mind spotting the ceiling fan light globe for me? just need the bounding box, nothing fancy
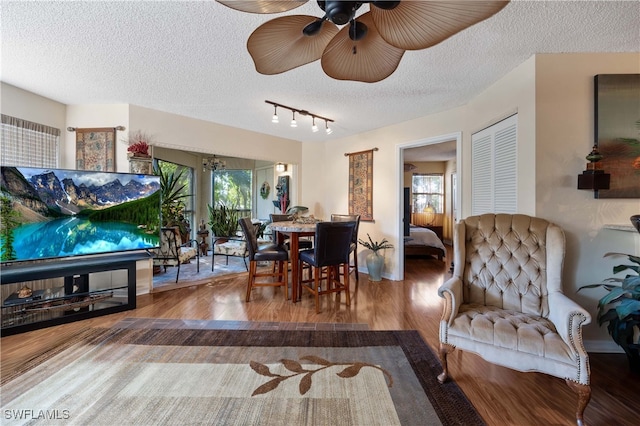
[303,19,324,37]
[349,20,368,41]
[371,1,400,11]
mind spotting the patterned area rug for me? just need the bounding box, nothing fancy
[1,326,484,425]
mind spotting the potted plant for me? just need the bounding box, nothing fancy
[124,130,152,158]
[358,233,394,282]
[207,202,240,239]
[155,165,191,240]
[578,252,640,374]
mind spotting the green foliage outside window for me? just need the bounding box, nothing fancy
[213,169,252,210]
[412,173,444,213]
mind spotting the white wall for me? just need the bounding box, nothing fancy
[534,53,640,348]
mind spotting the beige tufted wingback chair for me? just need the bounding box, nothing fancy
[438,214,592,426]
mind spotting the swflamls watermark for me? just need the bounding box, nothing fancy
[4,409,70,421]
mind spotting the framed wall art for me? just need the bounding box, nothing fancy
[75,127,116,171]
[347,148,377,222]
[594,74,640,198]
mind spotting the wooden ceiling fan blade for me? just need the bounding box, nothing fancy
[321,12,404,83]
[216,0,307,14]
[370,1,510,50]
[248,15,339,75]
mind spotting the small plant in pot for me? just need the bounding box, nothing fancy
[578,252,640,374]
[358,233,393,282]
[207,202,240,239]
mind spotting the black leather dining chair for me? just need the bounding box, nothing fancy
[330,214,360,280]
[298,221,356,313]
[238,217,289,302]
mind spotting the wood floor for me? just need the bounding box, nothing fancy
[1,251,638,426]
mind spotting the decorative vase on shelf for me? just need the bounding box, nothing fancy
[366,252,384,282]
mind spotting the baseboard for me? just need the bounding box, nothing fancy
[584,339,624,353]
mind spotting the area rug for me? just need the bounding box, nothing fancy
[152,251,249,289]
[1,328,484,426]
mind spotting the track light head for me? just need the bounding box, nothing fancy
[290,111,297,127]
[271,105,279,123]
[325,120,333,135]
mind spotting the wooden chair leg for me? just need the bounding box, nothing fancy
[353,250,359,280]
[344,263,350,306]
[282,260,288,300]
[246,261,256,302]
[437,343,455,383]
[314,266,321,314]
[565,380,591,426]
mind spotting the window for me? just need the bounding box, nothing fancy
[1,114,59,168]
[212,169,252,217]
[411,173,444,213]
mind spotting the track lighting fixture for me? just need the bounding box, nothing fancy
[266,100,334,135]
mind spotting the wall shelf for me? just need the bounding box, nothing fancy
[603,224,637,233]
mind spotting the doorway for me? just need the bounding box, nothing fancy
[396,132,461,280]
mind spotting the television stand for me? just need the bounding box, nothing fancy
[1,252,150,336]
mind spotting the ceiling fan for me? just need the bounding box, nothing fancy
[217,1,510,83]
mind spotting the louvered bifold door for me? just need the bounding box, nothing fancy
[471,114,517,215]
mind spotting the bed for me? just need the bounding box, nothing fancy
[404,225,446,261]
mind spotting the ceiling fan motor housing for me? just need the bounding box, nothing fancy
[318,1,363,25]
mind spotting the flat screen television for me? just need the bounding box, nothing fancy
[0,166,161,264]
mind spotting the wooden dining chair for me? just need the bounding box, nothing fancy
[298,221,356,313]
[330,214,360,279]
[238,217,289,302]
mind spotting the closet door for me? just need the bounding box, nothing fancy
[471,114,517,215]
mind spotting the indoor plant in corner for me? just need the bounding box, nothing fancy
[358,233,393,282]
[578,252,640,374]
[155,165,191,241]
[207,202,240,240]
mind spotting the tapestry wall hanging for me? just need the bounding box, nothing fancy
[594,74,640,198]
[75,127,116,172]
[347,148,377,222]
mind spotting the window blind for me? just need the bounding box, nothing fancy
[1,114,59,168]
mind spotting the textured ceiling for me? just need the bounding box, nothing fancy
[2,1,639,146]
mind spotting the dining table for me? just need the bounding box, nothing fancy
[269,220,319,302]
